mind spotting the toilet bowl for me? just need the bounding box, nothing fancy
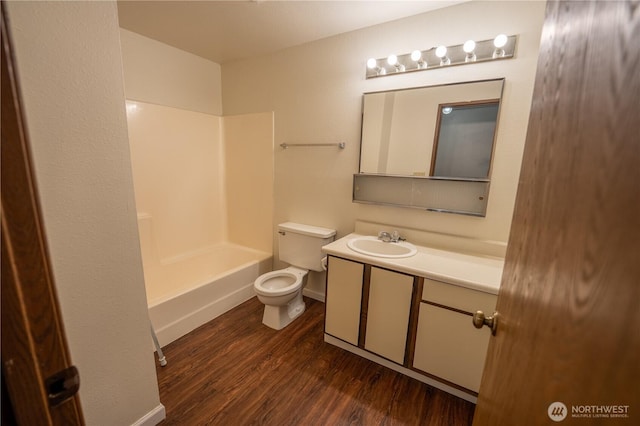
[254,222,336,330]
[254,266,308,330]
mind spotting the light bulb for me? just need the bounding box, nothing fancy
[493,34,508,59]
[410,50,427,69]
[366,58,386,76]
[463,39,476,62]
[494,34,508,48]
[442,106,453,115]
[463,40,476,53]
[435,45,450,66]
[387,54,405,72]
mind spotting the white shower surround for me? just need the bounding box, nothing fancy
[126,100,275,347]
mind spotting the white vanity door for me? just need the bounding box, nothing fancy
[364,267,414,364]
[413,303,492,392]
[413,281,497,392]
[325,256,364,345]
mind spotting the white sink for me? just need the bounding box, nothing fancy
[347,236,417,259]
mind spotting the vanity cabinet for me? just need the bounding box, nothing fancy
[412,279,497,392]
[325,257,416,364]
[324,253,498,399]
[364,267,414,364]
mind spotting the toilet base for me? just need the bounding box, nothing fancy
[261,291,306,330]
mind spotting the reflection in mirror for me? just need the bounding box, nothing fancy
[359,79,504,177]
[355,79,504,216]
[431,100,500,178]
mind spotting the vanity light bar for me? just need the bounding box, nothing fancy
[366,34,517,79]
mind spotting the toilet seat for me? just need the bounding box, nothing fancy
[254,267,307,297]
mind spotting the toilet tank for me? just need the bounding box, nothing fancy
[278,222,336,272]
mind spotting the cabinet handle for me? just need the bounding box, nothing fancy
[472,310,499,335]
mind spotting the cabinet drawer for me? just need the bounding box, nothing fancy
[413,302,491,392]
[422,279,497,314]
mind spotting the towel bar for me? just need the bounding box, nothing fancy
[280,142,345,149]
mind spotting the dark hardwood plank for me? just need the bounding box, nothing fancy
[156,297,474,425]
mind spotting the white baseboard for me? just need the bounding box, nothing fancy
[303,287,325,302]
[131,404,165,426]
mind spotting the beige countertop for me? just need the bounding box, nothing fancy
[322,233,504,295]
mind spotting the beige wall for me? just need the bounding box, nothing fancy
[5,2,163,425]
[224,113,275,253]
[120,28,223,115]
[127,101,226,260]
[222,1,546,295]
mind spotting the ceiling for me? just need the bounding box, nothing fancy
[117,0,464,64]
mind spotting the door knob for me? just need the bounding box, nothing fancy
[473,310,498,335]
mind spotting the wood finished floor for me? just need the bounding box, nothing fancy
[155,297,475,425]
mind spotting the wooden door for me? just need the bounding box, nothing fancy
[1,4,84,424]
[474,1,640,424]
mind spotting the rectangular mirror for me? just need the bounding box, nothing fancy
[359,79,504,177]
[355,78,504,216]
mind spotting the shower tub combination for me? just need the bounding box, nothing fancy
[138,214,272,347]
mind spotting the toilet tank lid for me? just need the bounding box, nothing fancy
[278,222,336,238]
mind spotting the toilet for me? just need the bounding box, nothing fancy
[254,222,336,330]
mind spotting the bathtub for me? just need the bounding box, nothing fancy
[138,214,272,346]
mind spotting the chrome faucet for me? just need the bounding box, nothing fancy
[378,231,392,242]
[378,230,405,243]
